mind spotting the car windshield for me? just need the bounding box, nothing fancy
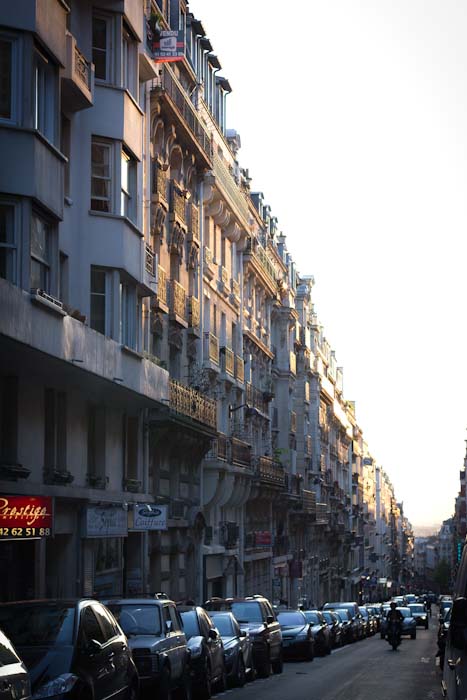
[180,611,200,639]
[277,612,305,626]
[0,603,75,647]
[409,605,425,613]
[211,615,234,636]
[303,612,320,624]
[230,602,263,623]
[398,608,411,618]
[106,604,162,636]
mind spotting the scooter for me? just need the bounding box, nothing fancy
[386,621,401,651]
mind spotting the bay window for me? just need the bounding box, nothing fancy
[34,46,57,144]
[120,148,136,221]
[91,139,112,212]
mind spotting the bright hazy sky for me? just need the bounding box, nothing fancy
[191,0,467,530]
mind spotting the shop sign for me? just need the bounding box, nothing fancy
[84,506,128,538]
[131,504,167,531]
[254,531,272,546]
[150,29,185,63]
[0,496,53,537]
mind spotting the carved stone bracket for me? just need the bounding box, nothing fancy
[168,221,185,258]
[168,324,183,350]
[151,204,167,239]
[151,311,165,337]
[187,241,199,270]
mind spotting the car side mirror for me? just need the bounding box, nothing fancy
[208,628,218,640]
[85,639,102,655]
[266,615,274,625]
[165,620,173,634]
[239,630,247,638]
[450,598,467,650]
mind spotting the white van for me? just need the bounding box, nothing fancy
[442,548,467,698]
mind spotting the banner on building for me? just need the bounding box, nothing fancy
[131,504,168,531]
[150,29,185,63]
[254,531,272,546]
[0,495,53,537]
[84,505,128,538]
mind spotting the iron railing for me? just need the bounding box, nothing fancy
[169,379,217,429]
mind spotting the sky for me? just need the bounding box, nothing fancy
[190,0,467,531]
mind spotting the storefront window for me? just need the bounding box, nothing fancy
[94,538,122,596]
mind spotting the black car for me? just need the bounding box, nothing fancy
[0,628,31,700]
[321,611,342,648]
[103,597,190,700]
[365,605,383,631]
[178,605,225,699]
[205,597,283,678]
[0,600,138,700]
[322,601,363,640]
[301,610,332,655]
[333,609,356,644]
[208,611,254,687]
[437,606,451,671]
[276,610,314,661]
[407,603,429,629]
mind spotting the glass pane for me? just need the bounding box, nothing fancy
[31,216,49,261]
[0,204,14,243]
[91,198,110,213]
[91,268,106,295]
[92,144,110,177]
[92,18,107,80]
[121,151,129,191]
[30,258,48,291]
[91,178,110,198]
[91,294,106,333]
[0,248,14,282]
[0,40,12,119]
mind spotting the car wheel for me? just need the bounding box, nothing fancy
[236,657,246,687]
[257,650,271,678]
[271,651,283,675]
[198,660,212,700]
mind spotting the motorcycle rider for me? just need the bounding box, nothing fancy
[386,601,404,644]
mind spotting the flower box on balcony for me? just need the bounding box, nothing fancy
[43,468,74,485]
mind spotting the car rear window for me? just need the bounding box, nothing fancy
[277,612,306,626]
[230,602,263,623]
[107,604,162,636]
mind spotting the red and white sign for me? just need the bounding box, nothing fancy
[0,496,53,537]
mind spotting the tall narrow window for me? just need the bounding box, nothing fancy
[121,148,136,221]
[122,25,137,97]
[34,47,57,144]
[120,283,137,348]
[0,39,12,120]
[92,16,108,81]
[90,267,107,334]
[0,203,16,283]
[91,139,112,212]
[30,213,51,292]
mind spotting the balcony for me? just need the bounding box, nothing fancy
[207,433,228,461]
[168,280,187,324]
[245,239,277,290]
[188,296,200,332]
[256,456,285,486]
[152,163,168,203]
[145,243,155,276]
[245,382,268,415]
[188,202,199,243]
[231,437,252,468]
[151,265,168,311]
[315,503,330,525]
[209,151,250,231]
[204,332,219,365]
[62,32,93,112]
[169,379,217,429]
[289,352,297,375]
[170,182,186,225]
[245,530,272,549]
[222,347,235,376]
[235,355,244,383]
[152,65,212,169]
[302,489,316,514]
[290,411,297,434]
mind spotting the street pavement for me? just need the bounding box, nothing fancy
[212,615,442,700]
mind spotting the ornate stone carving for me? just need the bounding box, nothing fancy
[151,204,167,238]
[168,324,183,350]
[168,221,185,258]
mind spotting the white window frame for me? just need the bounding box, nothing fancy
[121,22,137,97]
[0,32,20,125]
[30,211,52,294]
[34,45,58,145]
[120,147,137,222]
[91,138,113,213]
[92,13,114,84]
[90,266,112,336]
[0,197,19,284]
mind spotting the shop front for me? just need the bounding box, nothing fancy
[82,504,128,597]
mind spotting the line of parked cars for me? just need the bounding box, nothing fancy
[0,593,427,700]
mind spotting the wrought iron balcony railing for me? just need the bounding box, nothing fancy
[188,296,200,330]
[235,355,244,383]
[222,347,234,376]
[169,379,217,429]
[157,266,167,305]
[145,243,155,276]
[245,382,268,414]
[255,455,285,486]
[204,332,219,364]
[231,437,251,467]
[168,280,187,321]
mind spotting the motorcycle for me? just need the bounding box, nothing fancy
[386,620,401,651]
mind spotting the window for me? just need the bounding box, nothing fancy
[0,203,16,283]
[122,25,137,96]
[91,139,112,212]
[120,282,139,349]
[90,267,110,335]
[34,46,57,143]
[44,389,67,471]
[80,607,105,645]
[0,38,13,121]
[92,16,110,82]
[121,148,136,221]
[61,115,71,198]
[31,213,51,293]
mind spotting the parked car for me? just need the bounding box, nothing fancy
[358,607,374,636]
[0,628,31,700]
[276,610,314,661]
[0,599,138,700]
[204,597,283,678]
[437,606,451,671]
[322,601,363,640]
[407,603,429,629]
[178,605,226,699]
[333,609,356,644]
[404,594,417,605]
[103,597,190,700]
[321,610,342,648]
[440,599,453,619]
[380,606,417,639]
[301,610,331,655]
[208,611,254,687]
[365,605,383,631]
